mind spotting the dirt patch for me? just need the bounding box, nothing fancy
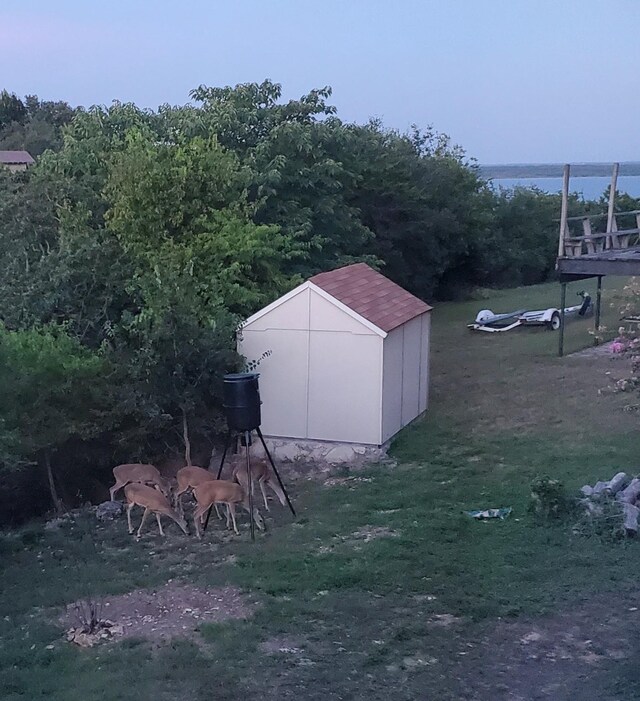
[60,582,257,643]
[349,525,399,542]
[259,635,309,655]
[316,525,399,554]
[427,613,462,628]
[463,593,640,700]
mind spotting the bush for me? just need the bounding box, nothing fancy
[529,476,576,522]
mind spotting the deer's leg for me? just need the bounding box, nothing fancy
[193,505,207,538]
[228,503,239,535]
[126,503,135,534]
[136,507,150,539]
[155,512,164,536]
[174,489,187,518]
[259,478,270,511]
[215,503,222,520]
[267,479,287,507]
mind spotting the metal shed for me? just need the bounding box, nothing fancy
[238,263,432,448]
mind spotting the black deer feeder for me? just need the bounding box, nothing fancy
[204,373,295,540]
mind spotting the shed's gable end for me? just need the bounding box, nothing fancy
[240,281,387,337]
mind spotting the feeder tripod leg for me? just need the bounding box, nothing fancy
[256,427,296,517]
[245,430,255,542]
[204,430,235,533]
[216,429,234,479]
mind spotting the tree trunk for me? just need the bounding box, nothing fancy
[41,450,63,513]
[181,407,192,466]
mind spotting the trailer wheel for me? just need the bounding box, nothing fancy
[549,312,561,330]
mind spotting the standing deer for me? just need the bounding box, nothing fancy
[192,480,264,537]
[174,465,222,520]
[109,463,170,501]
[123,483,188,540]
[231,459,286,512]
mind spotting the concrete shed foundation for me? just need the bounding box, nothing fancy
[255,437,389,465]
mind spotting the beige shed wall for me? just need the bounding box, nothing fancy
[239,328,309,438]
[307,330,382,444]
[241,286,310,331]
[307,289,381,444]
[380,311,431,443]
[381,327,403,443]
[401,316,422,425]
[419,313,431,413]
[239,285,383,444]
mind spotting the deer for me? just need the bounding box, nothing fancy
[174,465,223,520]
[213,440,286,513]
[123,483,189,540]
[192,480,265,537]
[230,458,286,512]
[109,463,171,502]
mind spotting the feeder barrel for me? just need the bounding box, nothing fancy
[223,373,261,431]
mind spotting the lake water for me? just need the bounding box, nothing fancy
[488,175,640,200]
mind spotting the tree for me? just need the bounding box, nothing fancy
[191,80,377,277]
[103,127,299,457]
[0,92,76,154]
[0,325,114,511]
[0,90,26,129]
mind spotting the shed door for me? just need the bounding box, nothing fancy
[307,331,381,444]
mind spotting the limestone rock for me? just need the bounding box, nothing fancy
[95,501,124,521]
[623,503,640,532]
[324,445,357,464]
[617,478,640,504]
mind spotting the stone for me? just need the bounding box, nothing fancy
[617,478,640,504]
[324,445,357,464]
[45,517,68,530]
[95,501,124,521]
[607,472,628,495]
[592,481,610,495]
[274,443,302,462]
[623,503,640,532]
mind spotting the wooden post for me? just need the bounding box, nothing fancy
[558,283,567,357]
[557,164,570,259]
[606,163,619,248]
[594,276,603,346]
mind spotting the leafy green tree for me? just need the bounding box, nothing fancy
[0,325,114,511]
[0,90,26,129]
[0,92,76,154]
[191,80,376,277]
[105,128,300,316]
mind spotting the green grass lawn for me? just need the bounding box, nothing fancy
[2,278,639,701]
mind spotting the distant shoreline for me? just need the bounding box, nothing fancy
[479,162,640,178]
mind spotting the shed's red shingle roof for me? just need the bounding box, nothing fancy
[0,150,35,165]
[309,263,432,333]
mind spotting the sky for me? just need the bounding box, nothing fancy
[1,0,639,164]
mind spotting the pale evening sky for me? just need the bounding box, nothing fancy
[1,0,638,164]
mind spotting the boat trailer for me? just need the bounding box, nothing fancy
[468,291,592,333]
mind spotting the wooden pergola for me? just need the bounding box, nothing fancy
[556,163,640,356]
